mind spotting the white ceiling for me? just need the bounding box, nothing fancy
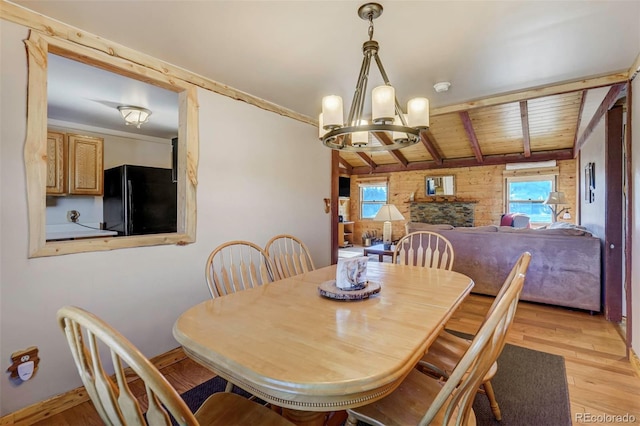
[48,53,179,139]
[13,0,640,126]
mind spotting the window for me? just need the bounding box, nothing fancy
[360,183,388,219]
[506,176,555,223]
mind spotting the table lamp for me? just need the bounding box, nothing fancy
[543,192,569,222]
[374,204,405,249]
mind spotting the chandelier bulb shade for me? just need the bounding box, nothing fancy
[319,3,429,152]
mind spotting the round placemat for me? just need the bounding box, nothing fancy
[318,280,381,301]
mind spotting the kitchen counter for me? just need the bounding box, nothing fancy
[46,223,118,241]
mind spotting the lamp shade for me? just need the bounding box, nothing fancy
[374,204,405,222]
[322,95,343,127]
[372,85,395,122]
[543,192,568,205]
[407,97,430,128]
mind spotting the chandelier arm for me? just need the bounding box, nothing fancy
[355,52,373,125]
[347,52,373,126]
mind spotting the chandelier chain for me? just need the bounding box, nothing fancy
[368,14,374,40]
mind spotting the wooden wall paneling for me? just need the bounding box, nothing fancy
[391,144,425,164]
[349,159,577,243]
[467,103,523,156]
[428,114,474,159]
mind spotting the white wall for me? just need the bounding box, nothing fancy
[579,120,606,239]
[632,75,640,360]
[0,20,330,414]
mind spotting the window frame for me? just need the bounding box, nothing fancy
[359,182,389,220]
[504,174,556,224]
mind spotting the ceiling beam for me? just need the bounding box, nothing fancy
[573,83,625,157]
[419,130,443,165]
[357,152,377,169]
[571,90,587,154]
[350,149,573,175]
[629,52,640,80]
[519,101,531,157]
[372,132,408,167]
[337,156,353,174]
[459,112,484,163]
[431,73,628,117]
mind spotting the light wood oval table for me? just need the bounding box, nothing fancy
[174,262,474,425]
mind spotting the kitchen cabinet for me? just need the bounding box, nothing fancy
[46,131,104,196]
[46,131,67,195]
[338,221,354,248]
[68,134,104,195]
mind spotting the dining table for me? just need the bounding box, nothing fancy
[173,262,474,425]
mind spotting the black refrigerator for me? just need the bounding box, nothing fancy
[103,165,177,236]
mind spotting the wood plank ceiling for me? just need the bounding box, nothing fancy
[339,84,626,175]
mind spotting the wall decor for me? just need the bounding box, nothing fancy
[425,175,455,196]
[585,162,595,203]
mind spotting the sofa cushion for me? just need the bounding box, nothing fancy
[453,225,498,232]
[496,225,592,237]
[405,222,454,233]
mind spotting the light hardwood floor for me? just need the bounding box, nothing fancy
[30,294,640,425]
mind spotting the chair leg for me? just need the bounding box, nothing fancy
[224,381,234,392]
[345,414,359,426]
[483,380,502,421]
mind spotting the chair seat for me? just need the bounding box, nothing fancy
[195,392,293,425]
[421,330,497,381]
[347,369,477,426]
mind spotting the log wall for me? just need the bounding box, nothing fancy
[349,159,577,245]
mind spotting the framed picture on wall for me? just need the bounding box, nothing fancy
[585,162,595,203]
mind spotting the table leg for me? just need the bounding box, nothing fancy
[280,408,334,426]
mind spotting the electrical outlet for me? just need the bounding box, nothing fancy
[67,210,80,223]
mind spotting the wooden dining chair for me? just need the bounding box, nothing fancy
[418,251,532,421]
[205,240,277,298]
[393,231,455,270]
[345,269,526,426]
[57,306,294,426]
[264,234,315,279]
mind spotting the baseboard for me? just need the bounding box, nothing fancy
[0,347,187,425]
[630,347,640,379]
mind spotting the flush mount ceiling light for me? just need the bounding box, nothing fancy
[319,3,429,152]
[117,106,152,128]
[433,82,451,93]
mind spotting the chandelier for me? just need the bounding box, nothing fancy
[319,3,429,152]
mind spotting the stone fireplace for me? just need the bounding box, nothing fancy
[409,201,476,227]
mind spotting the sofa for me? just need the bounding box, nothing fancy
[405,222,602,312]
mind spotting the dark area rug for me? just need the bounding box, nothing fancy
[180,334,571,426]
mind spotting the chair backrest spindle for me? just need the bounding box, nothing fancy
[205,241,277,298]
[394,231,455,270]
[265,234,316,279]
